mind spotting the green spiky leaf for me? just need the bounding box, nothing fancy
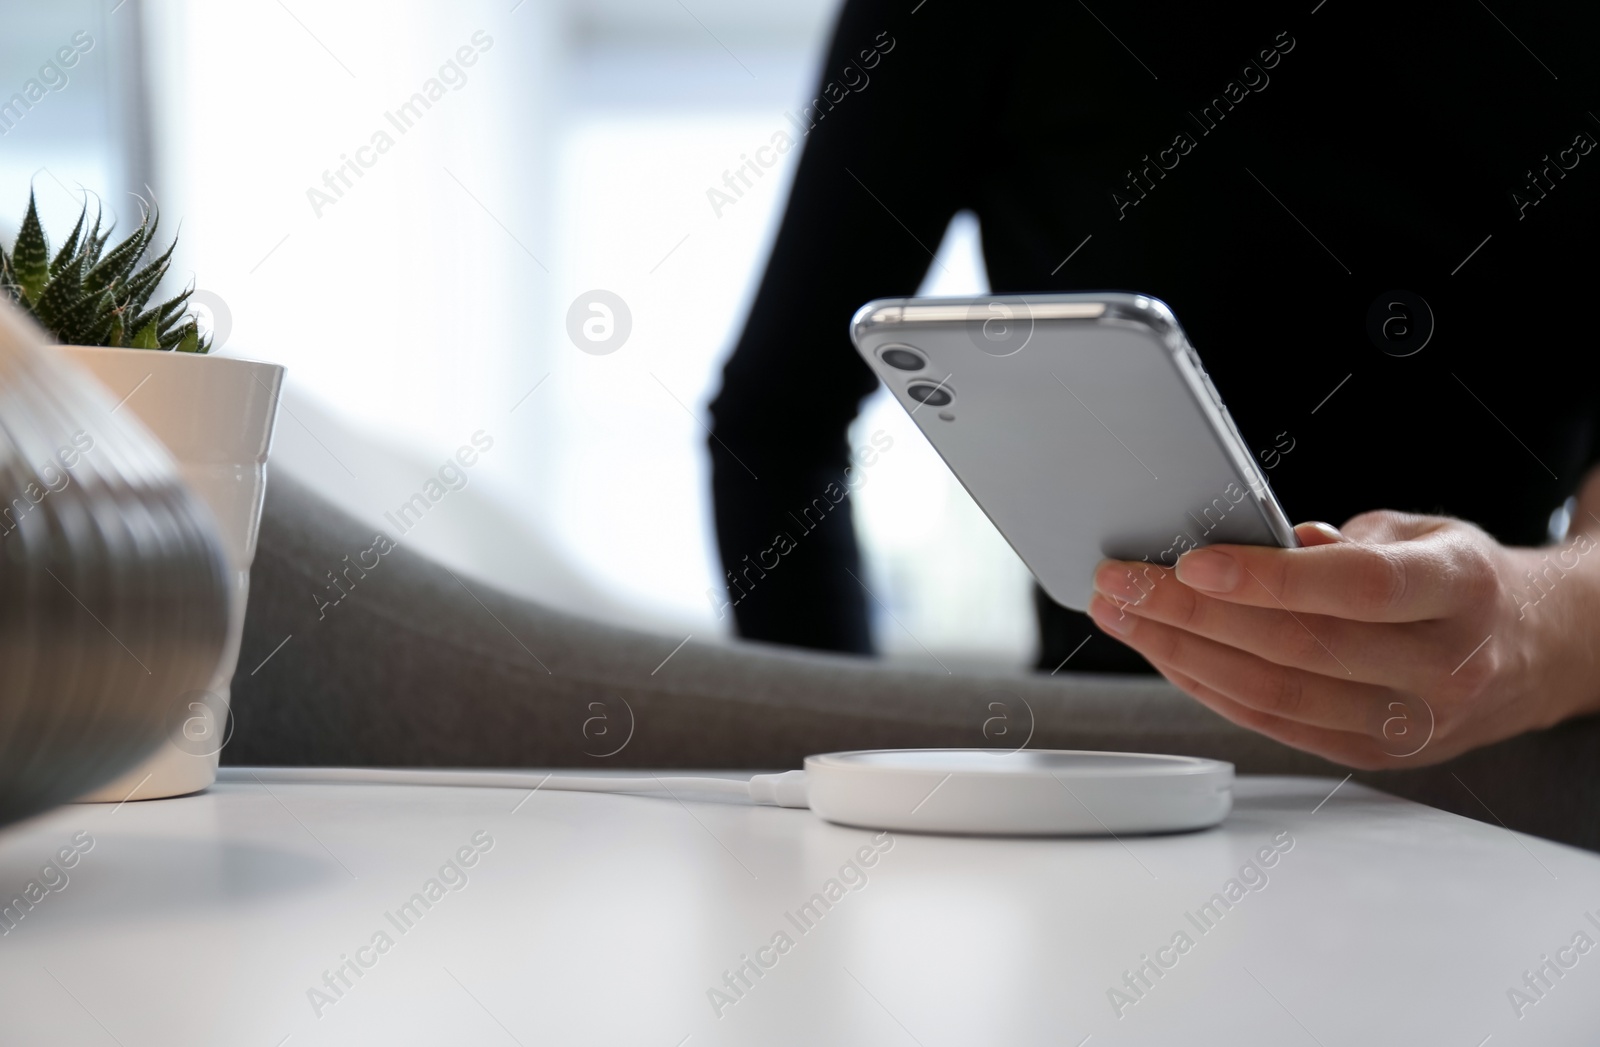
[130,318,161,349]
[161,318,197,352]
[58,283,114,346]
[175,322,202,354]
[126,286,192,341]
[83,213,152,299]
[120,237,177,317]
[50,204,88,276]
[30,252,86,336]
[11,191,50,304]
[83,206,108,265]
[0,243,17,304]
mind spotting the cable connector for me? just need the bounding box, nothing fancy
[746,770,810,808]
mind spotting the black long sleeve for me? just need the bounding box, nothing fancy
[710,0,1600,668]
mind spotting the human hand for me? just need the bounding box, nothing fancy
[1086,511,1600,768]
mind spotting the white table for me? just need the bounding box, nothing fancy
[1,772,1597,1046]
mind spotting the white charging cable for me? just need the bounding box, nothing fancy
[218,766,812,808]
[218,751,1238,836]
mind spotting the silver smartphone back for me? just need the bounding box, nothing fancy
[850,293,1297,611]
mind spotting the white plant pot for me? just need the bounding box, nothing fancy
[54,346,284,801]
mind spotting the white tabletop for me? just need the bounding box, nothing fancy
[1,772,1597,1046]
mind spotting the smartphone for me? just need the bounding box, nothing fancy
[850,293,1297,611]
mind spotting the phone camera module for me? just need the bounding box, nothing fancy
[907,381,953,407]
[880,346,926,371]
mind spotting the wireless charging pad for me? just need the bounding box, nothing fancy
[804,749,1233,836]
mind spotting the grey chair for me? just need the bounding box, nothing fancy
[231,471,1600,852]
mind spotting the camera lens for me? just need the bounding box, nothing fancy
[907,382,953,407]
[880,347,926,371]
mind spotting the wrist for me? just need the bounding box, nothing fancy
[1501,541,1600,726]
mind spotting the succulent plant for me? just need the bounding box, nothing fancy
[0,190,209,353]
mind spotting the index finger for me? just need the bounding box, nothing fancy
[1169,528,1483,622]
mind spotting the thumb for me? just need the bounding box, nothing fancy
[1294,521,1347,547]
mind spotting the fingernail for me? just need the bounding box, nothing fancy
[1093,560,1145,603]
[1306,521,1345,542]
[1089,595,1135,636]
[1175,548,1239,593]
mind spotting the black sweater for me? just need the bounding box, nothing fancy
[708,0,1600,670]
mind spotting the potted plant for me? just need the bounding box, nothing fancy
[2,190,284,801]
